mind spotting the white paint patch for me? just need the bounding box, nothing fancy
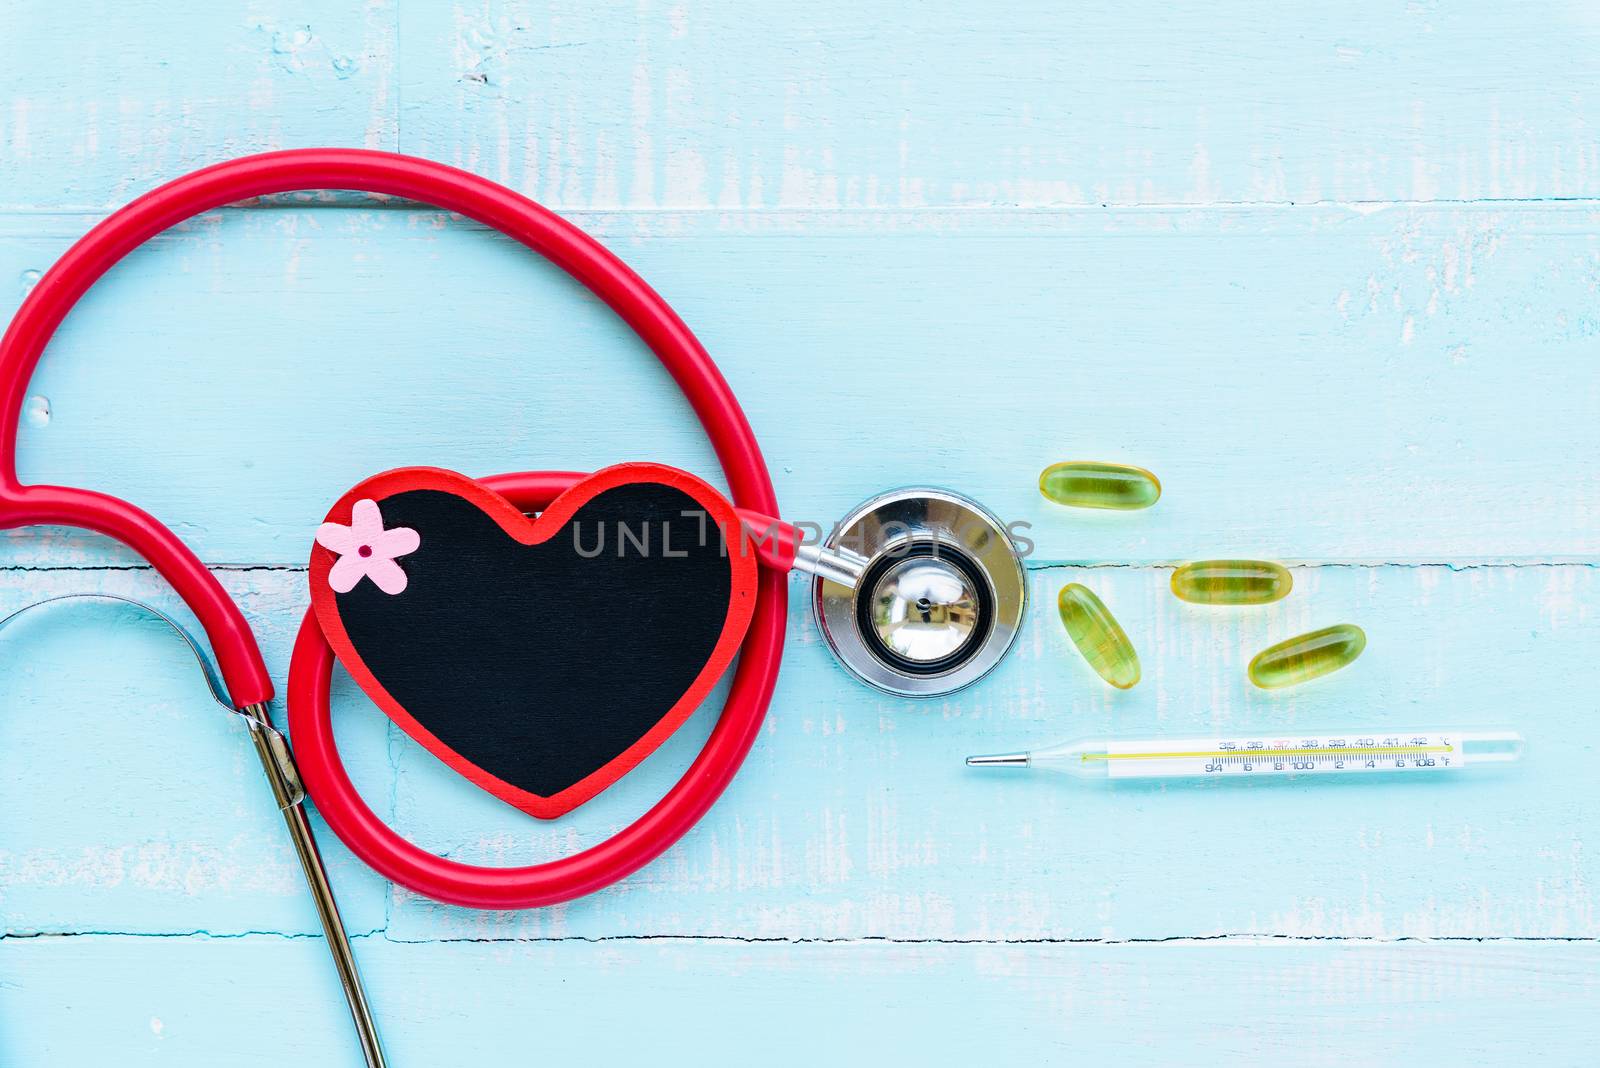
[664,146,708,208]
[10,98,31,158]
[630,57,656,207]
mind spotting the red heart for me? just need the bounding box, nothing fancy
[309,463,758,819]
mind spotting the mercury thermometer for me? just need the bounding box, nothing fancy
[967,729,1523,780]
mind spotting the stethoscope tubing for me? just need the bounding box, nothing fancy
[0,148,787,706]
[0,150,790,906]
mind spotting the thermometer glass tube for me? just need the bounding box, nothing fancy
[968,730,1524,780]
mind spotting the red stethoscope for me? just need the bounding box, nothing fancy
[0,149,1026,1065]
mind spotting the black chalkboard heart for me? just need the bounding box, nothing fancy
[308,463,758,819]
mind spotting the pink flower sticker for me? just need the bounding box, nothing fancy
[316,499,420,595]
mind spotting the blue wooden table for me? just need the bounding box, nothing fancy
[2,3,1597,1064]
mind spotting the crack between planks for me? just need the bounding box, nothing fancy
[2,560,1597,577]
[7,196,1600,216]
[3,930,1595,946]
[1026,559,1600,572]
[373,932,1600,947]
[1,927,387,942]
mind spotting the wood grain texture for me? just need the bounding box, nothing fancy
[2,3,1596,1064]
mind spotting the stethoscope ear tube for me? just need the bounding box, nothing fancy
[0,594,236,709]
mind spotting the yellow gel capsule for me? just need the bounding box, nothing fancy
[1171,560,1292,605]
[1039,462,1161,510]
[1248,624,1366,689]
[1056,583,1141,689]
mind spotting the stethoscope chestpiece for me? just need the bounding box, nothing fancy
[813,488,1026,697]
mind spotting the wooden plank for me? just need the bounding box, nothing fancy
[2,204,1596,566]
[2,935,1595,1065]
[9,3,1600,208]
[5,562,1594,941]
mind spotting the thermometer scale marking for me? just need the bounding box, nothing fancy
[1096,733,1464,779]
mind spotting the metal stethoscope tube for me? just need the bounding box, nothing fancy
[240,701,387,1068]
